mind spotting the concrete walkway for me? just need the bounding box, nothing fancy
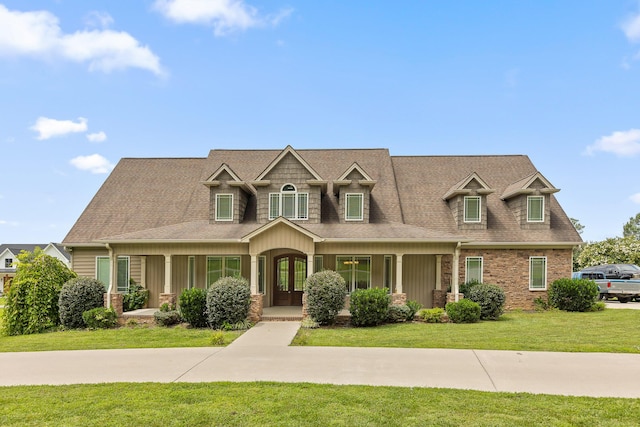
[1,321,639,398]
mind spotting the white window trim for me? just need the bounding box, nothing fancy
[215,193,234,222]
[529,256,547,290]
[206,255,242,287]
[345,193,364,221]
[314,255,324,273]
[463,196,481,223]
[527,196,545,223]
[465,256,483,283]
[116,256,130,293]
[96,256,130,292]
[336,255,371,293]
[268,185,309,220]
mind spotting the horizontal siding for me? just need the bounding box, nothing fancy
[71,248,108,277]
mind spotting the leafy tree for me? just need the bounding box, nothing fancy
[623,213,640,239]
[3,248,77,335]
[570,218,585,272]
[570,218,584,235]
[576,237,640,270]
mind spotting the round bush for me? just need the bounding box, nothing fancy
[154,310,182,327]
[349,288,390,327]
[206,276,251,329]
[459,280,480,298]
[305,270,347,325]
[179,287,208,328]
[445,298,481,323]
[386,304,411,323]
[467,283,506,320]
[82,307,117,329]
[548,278,598,312]
[59,277,106,328]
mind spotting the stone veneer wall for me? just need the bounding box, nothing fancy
[249,294,263,323]
[445,248,572,310]
[104,293,123,315]
[159,293,177,308]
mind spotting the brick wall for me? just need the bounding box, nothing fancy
[446,248,572,310]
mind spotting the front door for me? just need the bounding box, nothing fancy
[273,254,306,306]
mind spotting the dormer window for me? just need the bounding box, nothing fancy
[345,193,364,221]
[215,194,233,221]
[463,196,481,223]
[527,196,544,222]
[269,184,308,220]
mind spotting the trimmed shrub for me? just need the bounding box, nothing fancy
[123,281,149,312]
[467,283,506,320]
[3,249,77,335]
[386,304,411,323]
[445,298,481,323]
[419,307,448,323]
[459,280,480,298]
[548,278,598,312]
[221,320,253,331]
[58,277,105,329]
[179,287,208,328]
[406,300,423,321]
[206,276,251,329]
[350,288,390,327]
[305,270,347,325]
[154,310,182,326]
[82,307,117,329]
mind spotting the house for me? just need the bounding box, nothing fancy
[0,243,71,294]
[62,146,582,315]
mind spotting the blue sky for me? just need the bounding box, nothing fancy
[1,1,640,244]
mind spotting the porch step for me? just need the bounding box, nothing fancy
[260,315,304,321]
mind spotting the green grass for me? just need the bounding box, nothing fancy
[0,325,242,352]
[0,382,638,426]
[293,309,640,353]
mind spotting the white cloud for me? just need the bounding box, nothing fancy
[622,12,640,43]
[0,5,164,76]
[630,193,640,204]
[84,11,114,29]
[31,117,88,140]
[585,129,640,157]
[87,131,107,143]
[154,0,292,36]
[70,154,115,174]
[0,219,19,227]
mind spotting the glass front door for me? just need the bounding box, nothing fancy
[273,254,306,306]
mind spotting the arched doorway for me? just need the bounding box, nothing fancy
[273,253,306,306]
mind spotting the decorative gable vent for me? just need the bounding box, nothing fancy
[443,172,494,230]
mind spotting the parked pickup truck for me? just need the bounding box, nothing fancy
[573,264,640,303]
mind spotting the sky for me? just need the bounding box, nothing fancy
[1,0,640,244]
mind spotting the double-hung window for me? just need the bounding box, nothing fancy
[5,258,12,268]
[96,256,130,292]
[269,184,308,220]
[206,256,241,287]
[336,256,371,292]
[527,196,544,222]
[345,193,364,221]
[215,194,233,221]
[465,257,483,283]
[464,196,481,223]
[529,256,547,290]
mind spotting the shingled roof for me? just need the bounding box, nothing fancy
[63,149,582,245]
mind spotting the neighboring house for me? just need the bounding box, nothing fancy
[62,146,582,311]
[0,243,71,294]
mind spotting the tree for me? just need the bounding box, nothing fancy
[2,248,77,335]
[575,237,640,270]
[623,213,640,239]
[570,218,585,271]
[570,218,584,235]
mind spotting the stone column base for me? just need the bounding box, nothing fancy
[249,294,263,323]
[432,290,446,308]
[446,292,464,304]
[391,293,407,305]
[159,293,177,309]
[104,293,123,316]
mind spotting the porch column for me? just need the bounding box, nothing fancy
[163,254,172,294]
[435,255,442,291]
[250,254,258,294]
[109,247,117,294]
[140,256,147,288]
[452,243,461,302]
[395,254,403,293]
[307,253,314,278]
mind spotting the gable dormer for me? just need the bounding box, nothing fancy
[443,172,495,230]
[501,172,559,230]
[249,146,327,224]
[202,163,253,224]
[333,162,376,223]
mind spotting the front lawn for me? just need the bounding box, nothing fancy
[0,382,638,426]
[0,325,241,352]
[293,309,640,353]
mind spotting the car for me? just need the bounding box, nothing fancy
[579,264,640,280]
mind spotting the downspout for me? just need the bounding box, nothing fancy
[453,242,462,302]
[106,243,113,309]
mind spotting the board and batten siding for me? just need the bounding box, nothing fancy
[402,254,436,308]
